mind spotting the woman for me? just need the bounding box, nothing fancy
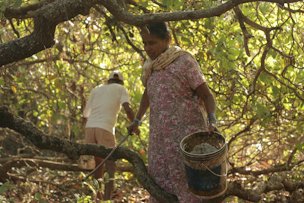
[128,22,217,203]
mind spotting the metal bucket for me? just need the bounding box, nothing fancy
[180,131,228,199]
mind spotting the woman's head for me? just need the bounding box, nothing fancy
[140,22,171,60]
[145,22,170,40]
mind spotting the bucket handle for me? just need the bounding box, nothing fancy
[200,159,228,177]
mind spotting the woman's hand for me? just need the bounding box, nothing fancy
[208,122,218,133]
[128,89,149,135]
[127,121,140,135]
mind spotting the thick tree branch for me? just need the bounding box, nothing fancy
[230,160,304,176]
[4,0,55,19]
[0,18,56,66]
[0,106,178,203]
[0,106,303,202]
[1,0,302,66]
[0,0,96,66]
[0,156,135,181]
[100,0,302,25]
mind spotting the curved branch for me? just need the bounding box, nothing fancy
[228,117,256,148]
[0,0,96,67]
[279,4,304,13]
[0,156,135,181]
[230,160,304,176]
[1,0,302,66]
[234,7,253,56]
[1,106,303,202]
[0,17,56,66]
[100,0,302,25]
[4,0,55,19]
[0,106,178,203]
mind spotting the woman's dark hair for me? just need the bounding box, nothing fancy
[146,22,170,40]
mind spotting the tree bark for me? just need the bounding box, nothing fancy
[0,106,178,203]
[0,0,95,66]
[1,0,302,66]
[0,156,135,181]
[1,106,303,202]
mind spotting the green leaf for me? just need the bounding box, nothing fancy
[34,192,42,200]
[0,78,4,86]
[254,102,271,119]
[271,86,280,97]
[162,0,182,10]
[0,182,13,195]
[296,143,304,152]
[13,0,22,7]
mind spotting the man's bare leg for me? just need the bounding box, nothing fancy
[103,160,116,200]
[94,156,105,200]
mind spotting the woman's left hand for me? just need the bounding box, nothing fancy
[208,123,218,133]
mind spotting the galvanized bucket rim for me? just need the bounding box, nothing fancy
[180,130,227,157]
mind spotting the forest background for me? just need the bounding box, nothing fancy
[0,0,303,202]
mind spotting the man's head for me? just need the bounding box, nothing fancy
[108,70,124,85]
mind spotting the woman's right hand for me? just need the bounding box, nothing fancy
[127,122,140,135]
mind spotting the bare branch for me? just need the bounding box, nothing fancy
[234,7,253,56]
[4,0,56,19]
[100,0,303,25]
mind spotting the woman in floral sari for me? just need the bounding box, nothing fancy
[129,22,217,203]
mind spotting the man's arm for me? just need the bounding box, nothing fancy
[122,102,135,122]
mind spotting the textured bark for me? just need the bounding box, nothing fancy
[1,0,302,66]
[0,156,135,181]
[0,0,96,66]
[0,106,304,202]
[0,106,178,203]
[0,18,56,66]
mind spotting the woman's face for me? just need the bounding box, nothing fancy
[141,33,170,60]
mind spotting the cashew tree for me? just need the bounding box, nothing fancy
[0,0,303,202]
